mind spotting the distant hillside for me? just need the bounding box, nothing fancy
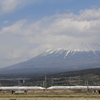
[0,68,100,86]
[50,67,100,77]
[44,67,100,86]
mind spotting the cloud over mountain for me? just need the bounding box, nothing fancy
[0,7,100,67]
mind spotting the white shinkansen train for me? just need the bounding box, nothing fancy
[0,86,100,94]
[0,86,45,90]
[47,86,100,89]
[0,86,100,90]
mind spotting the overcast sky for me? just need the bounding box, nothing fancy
[0,0,100,68]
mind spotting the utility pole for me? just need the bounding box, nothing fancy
[51,76,54,86]
[69,77,71,85]
[43,81,45,87]
[85,80,89,93]
[78,75,81,85]
[44,74,47,88]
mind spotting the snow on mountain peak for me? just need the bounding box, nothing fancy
[61,42,100,52]
[41,43,100,57]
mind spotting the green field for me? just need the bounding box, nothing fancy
[0,94,100,100]
[0,98,100,100]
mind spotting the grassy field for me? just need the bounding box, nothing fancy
[0,98,100,100]
[0,94,100,100]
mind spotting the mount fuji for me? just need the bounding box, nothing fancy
[0,43,100,74]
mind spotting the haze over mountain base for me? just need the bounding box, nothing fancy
[0,43,100,74]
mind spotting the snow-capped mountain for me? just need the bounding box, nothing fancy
[0,43,100,74]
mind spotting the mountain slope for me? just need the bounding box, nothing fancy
[0,48,100,74]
